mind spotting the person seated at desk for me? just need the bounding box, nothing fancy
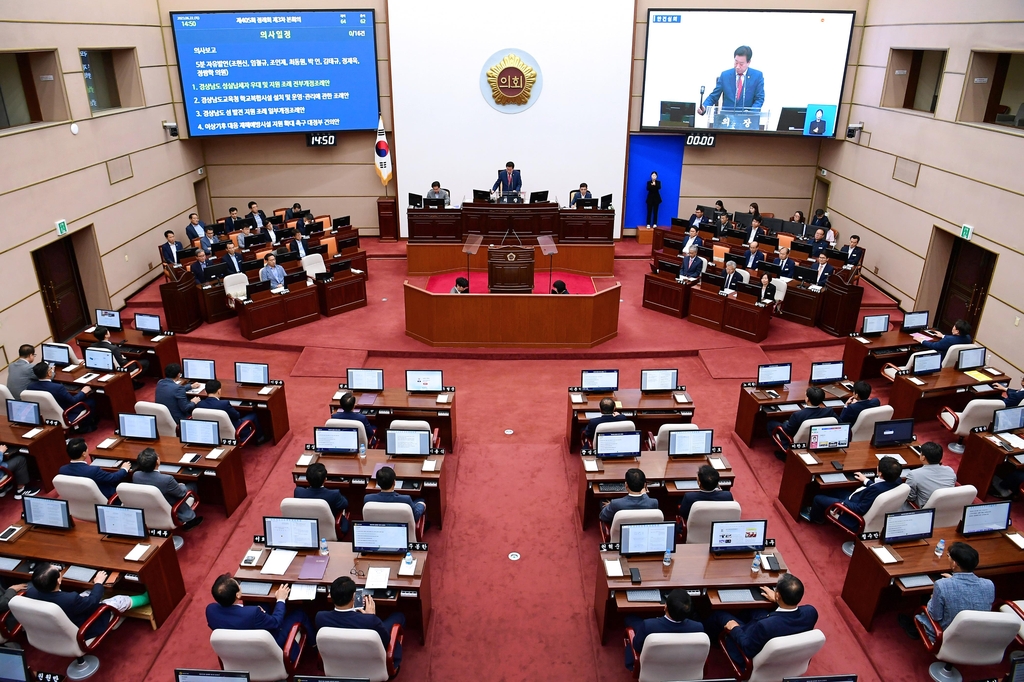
[222,241,243,274]
[185,213,206,242]
[0,442,37,500]
[59,437,129,500]
[743,241,765,269]
[584,397,629,444]
[766,386,833,457]
[758,272,776,302]
[317,576,406,671]
[285,202,303,220]
[161,230,183,265]
[678,464,733,521]
[682,226,703,253]
[773,247,795,278]
[902,441,955,510]
[200,227,220,254]
[745,216,767,244]
[223,207,241,232]
[716,212,731,236]
[707,574,818,673]
[492,161,522,198]
[804,455,903,526]
[1002,376,1024,407]
[450,277,469,294]
[26,362,96,433]
[289,235,311,259]
[921,319,972,361]
[748,203,760,216]
[721,261,742,291]
[790,210,805,224]
[295,462,348,517]
[570,182,592,207]
[680,246,704,278]
[813,252,834,286]
[623,589,703,671]
[841,234,864,265]
[206,574,309,658]
[25,564,143,639]
[155,362,201,424]
[426,181,450,206]
[332,391,375,440]
[551,280,569,294]
[715,200,726,214]
[260,253,286,289]
[899,541,994,641]
[296,213,317,236]
[598,467,658,525]
[246,201,268,229]
[190,249,213,283]
[687,207,705,228]
[7,344,37,400]
[838,381,879,424]
[197,379,265,444]
[809,228,829,259]
[811,209,830,230]
[365,466,426,521]
[132,447,203,529]
[91,325,141,371]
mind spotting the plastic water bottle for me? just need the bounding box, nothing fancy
[359,443,366,459]
[663,550,672,566]
[404,551,414,567]
[751,552,761,574]
[934,539,945,558]
[319,537,329,556]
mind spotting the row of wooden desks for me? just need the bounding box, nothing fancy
[188,378,291,446]
[53,364,136,421]
[889,366,1008,420]
[0,420,67,493]
[957,429,1024,500]
[407,203,614,244]
[565,389,694,454]
[74,327,181,381]
[841,329,936,381]
[734,380,855,446]
[328,389,458,453]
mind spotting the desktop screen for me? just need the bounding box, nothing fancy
[176,671,251,682]
[23,497,71,529]
[912,352,941,374]
[882,509,935,544]
[0,647,29,682]
[95,308,122,330]
[640,369,677,392]
[5,400,40,426]
[757,363,791,387]
[386,429,430,456]
[581,369,618,392]
[41,343,70,365]
[235,362,270,385]
[620,522,676,556]
[861,314,889,335]
[808,423,850,450]
[668,429,713,456]
[264,516,319,550]
[96,505,147,539]
[872,419,914,447]
[710,519,767,553]
[993,406,1024,434]
[135,313,162,333]
[183,358,216,381]
[961,502,1012,536]
[119,413,158,440]
[902,311,929,331]
[314,426,359,454]
[595,431,641,458]
[84,347,115,371]
[957,346,986,371]
[352,521,408,554]
[809,361,844,384]
[406,370,443,393]
[348,368,384,391]
[180,419,220,446]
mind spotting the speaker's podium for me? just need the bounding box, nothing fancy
[488,245,534,293]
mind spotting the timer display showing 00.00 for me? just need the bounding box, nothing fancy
[307,134,338,147]
[685,133,716,147]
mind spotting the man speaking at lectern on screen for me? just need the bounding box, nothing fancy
[697,45,765,115]
[492,161,522,203]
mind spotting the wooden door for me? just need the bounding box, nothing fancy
[936,239,995,333]
[32,238,89,341]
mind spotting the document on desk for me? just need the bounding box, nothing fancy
[258,386,275,395]
[570,393,585,404]
[584,411,601,419]
[797,452,817,466]
[421,459,438,472]
[125,544,151,562]
[910,332,931,343]
[603,559,624,578]
[99,374,116,382]
[871,546,898,564]
[436,393,450,404]
[365,566,390,589]
[297,454,314,467]
[708,457,726,471]
[288,583,317,601]
[261,549,298,575]
[179,453,200,464]
[876,453,907,465]
[583,459,599,472]
[907,377,925,386]
[854,336,872,345]
[333,391,345,401]
[964,370,991,382]
[674,392,691,404]
[22,428,43,439]
[1006,533,1024,550]
[150,335,166,342]
[776,404,800,413]
[1006,433,1024,450]
[398,559,417,576]
[74,373,99,384]
[206,448,225,460]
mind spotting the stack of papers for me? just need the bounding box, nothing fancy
[797,452,817,466]
[365,566,390,589]
[964,370,991,382]
[125,544,151,561]
[583,459,599,472]
[288,583,317,600]
[258,386,275,395]
[854,336,872,345]
[261,549,298,575]
[604,559,624,577]
[398,559,417,576]
[22,428,43,439]
[206,448,225,460]
[421,459,438,472]
[1006,533,1024,550]
[908,377,925,386]
[97,437,119,449]
[708,457,726,471]
[1003,433,1024,449]
[871,546,898,564]
[877,453,907,465]
[297,454,314,467]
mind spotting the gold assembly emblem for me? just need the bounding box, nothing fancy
[506,253,516,261]
[486,54,536,106]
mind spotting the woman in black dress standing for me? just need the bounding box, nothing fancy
[646,171,662,227]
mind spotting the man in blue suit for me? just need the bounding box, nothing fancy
[185,213,206,242]
[365,466,426,521]
[805,456,904,526]
[698,46,765,115]
[316,576,406,671]
[196,379,263,443]
[25,563,115,639]
[161,230,184,264]
[813,252,834,286]
[599,468,659,525]
[332,392,375,440]
[59,438,129,499]
[222,241,243,274]
[295,462,348,517]
[678,465,734,521]
[624,589,703,671]
[707,574,818,672]
[199,226,219,254]
[206,574,310,658]
[680,247,704,278]
[767,386,834,459]
[743,241,765,270]
[773,247,796,278]
[841,235,865,265]
[491,161,522,198]
[838,381,881,424]
[921,319,972,361]
[223,207,241,233]
[1002,376,1024,407]
[26,363,96,431]
[682,226,703,253]
[155,363,200,424]
[809,228,829,258]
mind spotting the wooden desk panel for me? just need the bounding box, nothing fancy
[565,390,695,454]
[778,285,821,327]
[0,420,68,492]
[75,329,180,381]
[406,243,614,277]
[52,366,136,422]
[956,430,1024,499]
[237,285,321,340]
[328,389,457,453]
[408,203,614,244]
[842,330,932,381]
[316,271,367,317]
[734,381,854,446]
[642,273,691,318]
[408,209,463,242]
[723,297,772,343]
[558,209,615,242]
[889,367,1008,420]
[688,284,726,331]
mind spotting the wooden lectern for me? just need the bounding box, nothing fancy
[488,245,534,293]
[818,271,864,337]
[160,269,202,333]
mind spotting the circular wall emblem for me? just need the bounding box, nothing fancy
[480,49,543,114]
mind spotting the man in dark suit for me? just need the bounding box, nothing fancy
[190,249,213,283]
[623,589,703,671]
[721,261,742,291]
[688,207,705,227]
[841,235,864,265]
[289,235,311,259]
[491,161,522,198]
[316,577,406,670]
[698,45,766,114]
[810,209,831,229]
[365,466,426,521]
[199,227,219,254]
[155,362,201,423]
[332,392,375,439]
[599,468,659,525]
[743,241,765,269]
[584,397,629,444]
[921,319,972,361]
[809,228,829,258]
[25,563,115,639]
[806,455,904,526]
[161,230,184,264]
[294,462,348,517]
[196,379,263,443]
[682,226,703,253]
[838,381,881,424]
[767,386,834,448]
[773,247,796,278]
[59,437,129,499]
[680,246,704,278]
[1001,376,1024,407]
[707,574,818,672]
[285,202,303,220]
[569,183,592,207]
[223,207,241,233]
[716,212,731,236]
[222,241,243,274]
[26,362,95,431]
[206,574,310,658]
[813,252,834,286]
[745,216,768,245]
[246,201,268,229]
[185,213,206,242]
[678,465,733,521]
[132,448,202,528]
[91,325,148,376]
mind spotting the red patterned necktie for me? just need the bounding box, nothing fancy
[736,74,743,106]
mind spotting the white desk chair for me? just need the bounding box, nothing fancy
[625,631,710,682]
[302,253,326,278]
[134,401,178,438]
[20,389,91,431]
[721,628,826,682]
[683,501,741,544]
[116,482,199,550]
[921,485,977,527]
[600,508,664,544]
[325,418,369,450]
[827,483,910,556]
[772,416,837,453]
[850,405,894,442]
[210,628,306,682]
[53,474,114,522]
[882,351,937,382]
[318,625,403,682]
[223,273,249,299]
[648,423,698,451]
[914,609,1019,682]
[363,500,423,542]
[941,344,981,369]
[938,399,1004,453]
[281,498,343,542]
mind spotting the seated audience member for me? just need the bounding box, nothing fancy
[260,253,286,288]
[687,207,704,227]
[365,466,426,521]
[294,462,348,517]
[26,362,96,432]
[197,379,264,443]
[743,241,765,269]
[1002,376,1024,407]
[841,234,864,265]
[678,465,733,521]
[707,574,818,672]
[200,226,219,254]
[715,200,726,214]
[289,235,311,258]
[598,468,659,525]
[773,247,796,278]
[809,228,829,258]
[190,249,213,283]
[296,212,318,236]
[745,216,767,244]
[813,252,834,286]
[902,441,955,510]
[331,391,375,439]
[132,448,203,529]
[25,563,143,638]
[623,589,703,671]
[758,272,777,302]
[317,576,406,670]
[551,280,569,294]
[206,574,309,657]
[721,261,741,291]
[790,210,805,224]
[804,455,903,526]
[92,324,148,375]
[222,241,243,274]
[59,437,129,499]
[155,363,200,423]
[6,344,37,400]
[680,246,703,277]
[570,182,592,207]
[767,386,833,457]
[682,226,703,253]
[246,201,268,229]
[584,397,629,443]
[450,277,469,294]
[185,213,205,242]
[223,207,241,232]
[161,230,183,264]
[748,202,759,216]
[899,542,994,641]
[838,381,880,424]
[0,443,37,500]
[426,181,450,206]
[810,209,831,229]
[285,202,303,220]
[716,212,731,235]
[921,319,972,361]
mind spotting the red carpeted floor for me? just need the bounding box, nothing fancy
[425,270,598,294]
[11,240,1020,681]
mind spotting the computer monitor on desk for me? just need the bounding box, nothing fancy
[656,260,681,277]
[809,361,844,384]
[246,280,271,298]
[352,521,408,555]
[41,342,71,366]
[881,508,934,545]
[180,419,220,447]
[710,519,767,554]
[958,501,1012,537]
[264,516,319,551]
[423,198,445,209]
[284,271,306,287]
[912,352,941,375]
[702,271,724,289]
[96,504,147,539]
[581,369,618,393]
[406,369,443,393]
[95,308,122,331]
[119,413,158,441]
[135,313,162,335]
[901,310,929,333]
[575,198,598,209]
[472,189,491,203]
[620,522,676,557]
[640,369,677,393]
[386,429,431,457]
[872,419,914,447]
[348,368,384,392]
[236,362,270,385]
[956,346,986,371]
[736,281,762,298]
[183,358,216,381]
[23,497,72,530]
[757,363,791,388]
[0,647,31,682]
[529,191,548,204]
[793,265,820,285]
[808,423,850,451]
[757,261,781,277]
[314,426,360,454]
[594,431,641,459]
[668,429,713,457]
[176,669,252,682]
[84,347,115,372]
[993,405,1024,434]
[6,400,41,427]
[861,314,889,336]
[408,193,423,209]
[332,216,351,229]
[600,194,613,210]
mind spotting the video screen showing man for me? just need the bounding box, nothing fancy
[698,46,764,116]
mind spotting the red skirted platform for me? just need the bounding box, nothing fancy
[425,270,597,294]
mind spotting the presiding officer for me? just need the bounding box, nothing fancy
[492,161,522,200]
[698,45,765,115]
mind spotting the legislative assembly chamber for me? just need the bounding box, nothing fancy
[1,2,1023,681]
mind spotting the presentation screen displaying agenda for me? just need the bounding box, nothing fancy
[170,10,379,136]
[641,9,854,137]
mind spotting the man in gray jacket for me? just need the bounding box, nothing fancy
[902,441,956,510]
[598,468,659,525]
[6,345,37,399]
[132,448,203,529]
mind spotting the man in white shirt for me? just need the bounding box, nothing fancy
[902,441,956,510]
[223,242,243,274]
[773,247,795,278]
[813,252,834,286]
[682,227,703,253]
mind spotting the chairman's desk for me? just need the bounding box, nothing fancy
[841,329,940,381]
[566,390,695,454]
[777,442,922,521]
[74,328,180,381]
[734,381,855,447]
[595,545,789,643]
[173,378,290,445]
[0,526,184,627]
[842,526,1024,630]
[52,365,136,421]
[956,429,1024,500]
[577,452,734,529]
[235,543,431,643]
[889,367,1008,420]
[328,389,457,453]
[292,450,447,529]
[406,242,614,278]
[92,435,246,516]
[407,202,614,243]
[0,419,67,493]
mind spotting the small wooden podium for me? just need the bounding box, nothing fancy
[487,245,535,293]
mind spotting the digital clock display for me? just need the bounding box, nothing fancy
[306,133,338,146]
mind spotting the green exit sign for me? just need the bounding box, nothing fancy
[55,219,68,236]
[960,224,973,240]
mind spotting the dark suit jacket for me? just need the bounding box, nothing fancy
[155,377,196,423]
[679,489,733,521]
[190,260,212,283]
[780,405,835,437]
[810,239,829,258]
[814,263,834,286]
[841,245,864,265]
[632,615,704,656]
[161,241,183,264]
[584,413,630,442]
[746,226,768,243]
[58,460,128,499]
[186,222,206,241]
[840,478,903,517]
[729,605,818,660]
[743,249,765,269]
[245,210,269,228]
[222,252,243,274]
[682,235,704,252]
[294,485,348,516]
[703,67,765,110]
[598,492,658,525]
[838,397,881,425]
[646,180,662,206]
[364,490,423,520]
[25,379,89,410]
[25,584,105,629]
[722,271,742,291]
[289,239,311,258]
[206,600,285,634]
[1004,388,1024,407]
[315,609,396,662]
[91,340,126,368]
[773,257,795,278]
[811,215,831,229]
[759,283,777,301]
[196,396,242,427]
[680,256,703,278]
[492,169,522,193]
[223,217,240,233]
[921,334,971,361]
[687,214,704,227]
[331,409,375,438]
